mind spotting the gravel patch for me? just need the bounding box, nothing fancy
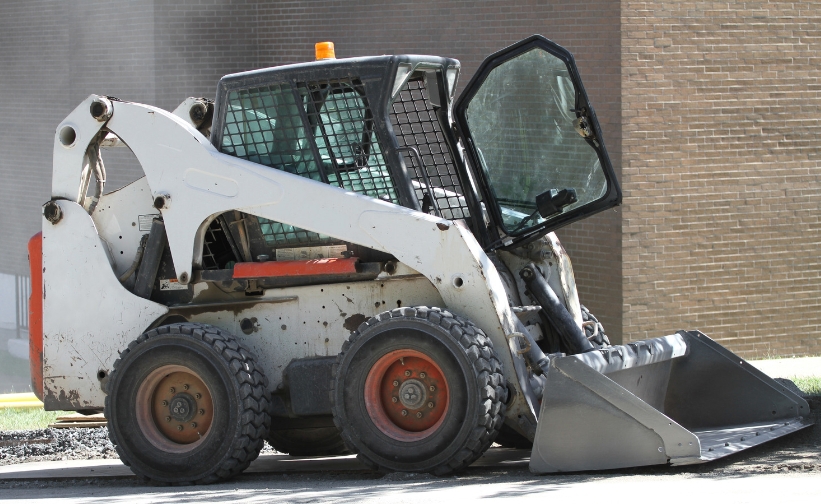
[0,426,282,467]
[0,427,117,466]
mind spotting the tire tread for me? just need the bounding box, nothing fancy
[105,322,270,485]
[330,306,506,475]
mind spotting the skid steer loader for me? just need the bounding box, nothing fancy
[29,36,811,483]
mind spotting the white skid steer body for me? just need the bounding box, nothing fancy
[32,35,811,483]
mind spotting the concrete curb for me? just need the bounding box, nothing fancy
[0,393,42,409]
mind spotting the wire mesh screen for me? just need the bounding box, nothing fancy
[256,217,335,247]
[299,80,399,203]
[202,219,236,270]
[390,78,470,220]
[218,78,401,249]
[220,84,322,181]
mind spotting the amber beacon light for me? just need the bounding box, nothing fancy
[315,41,336,60]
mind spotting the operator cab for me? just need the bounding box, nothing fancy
[208,35,619,267]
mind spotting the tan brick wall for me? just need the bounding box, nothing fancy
[621,1,821,356]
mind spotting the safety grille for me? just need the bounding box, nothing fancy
[256,217,335,247]
[390,78,470,220]
[219,78,401,249]
[201,219,235,270]
[298,79,398,203]
[220,83,322,181]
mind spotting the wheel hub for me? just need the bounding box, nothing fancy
[364,349,450,441]
[398,379,427,409]
[136,366,215,449]
[168,393,196,422]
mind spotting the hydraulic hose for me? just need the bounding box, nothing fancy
[519,263,595,355]
[85,133,107,215]
[119,234,149,283]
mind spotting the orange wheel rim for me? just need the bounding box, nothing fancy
[364,349,450,441]
[135,365,214,453]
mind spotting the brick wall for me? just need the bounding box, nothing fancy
[0,1,70,279]
[621,1,821,356]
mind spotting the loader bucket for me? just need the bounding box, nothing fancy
[530,330,812,473]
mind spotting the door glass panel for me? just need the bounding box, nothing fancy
[464,48,607,233]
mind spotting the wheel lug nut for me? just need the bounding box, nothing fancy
[195,393,201,399]
[401,409,408,416]
[170,387,175,393]
[404,370,411,377]
[416,412,423,418]
[165,416,171,422]
[191,422,197,428]
[184,384,190,390]
[391,397,398,403]
[161,400,168,406]
[393,380,400,387]
[428,402,434,408]
[177,425,184,431]
[199,409,205,415]
[419,372,426,378]
[429,385,435,392]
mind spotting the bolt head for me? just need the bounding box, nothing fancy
[419,372,426,379]
[191,422,197,428]
[391,397,398,403]
[199,409,205,415]
[170,387,176,393]
[184,384,190,390]
[161,400,168,406]
[416,412,423,418]
[177,425,184,431]
[429,385,435,392]
[393,380,400,387]
[428,402,434,409]
[165,416,171,422]
[404,370,411,377]
[195,393,202,400]
[401,409,408,416]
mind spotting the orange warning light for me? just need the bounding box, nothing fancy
[315,42,336,60]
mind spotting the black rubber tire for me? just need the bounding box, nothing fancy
[331,306,507,475]
[267,427,350,456]
[105,323,271,484]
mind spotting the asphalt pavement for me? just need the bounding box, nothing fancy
[0,356,818,503]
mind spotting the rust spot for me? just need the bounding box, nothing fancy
[436,222,450,231]
[344,314,368,332]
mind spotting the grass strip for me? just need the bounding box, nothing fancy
[793,376,821,396]
[0,408,70,431]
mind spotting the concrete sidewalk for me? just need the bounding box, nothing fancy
[749,356,821,379]
[0,448,530,480]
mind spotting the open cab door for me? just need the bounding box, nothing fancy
[454,35,621,248]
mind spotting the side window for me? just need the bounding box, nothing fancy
[220,84,322,181]
[300,81,399,204]
[218,79,399,255]
[316,87,368,166]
